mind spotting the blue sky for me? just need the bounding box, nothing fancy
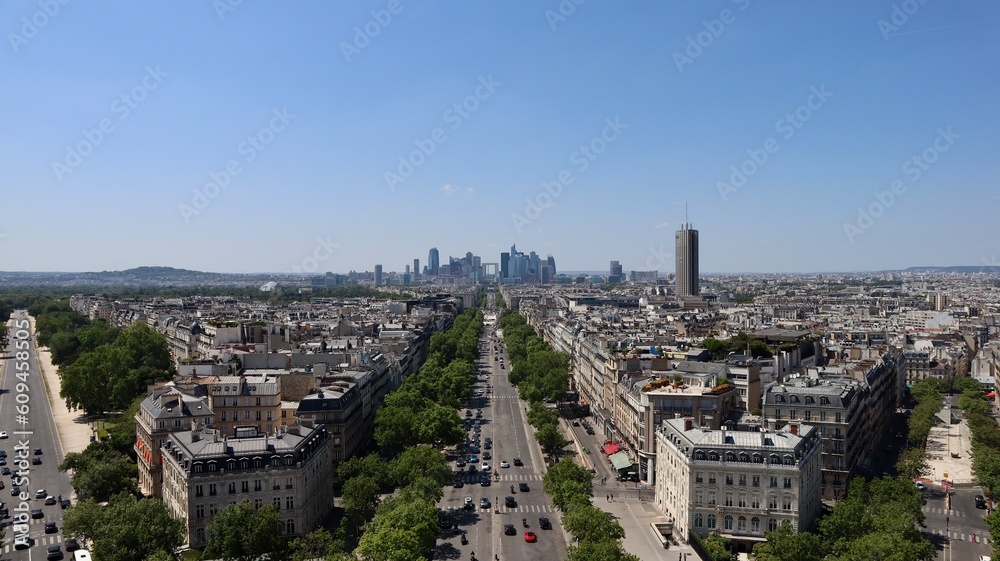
[1,1,997,274]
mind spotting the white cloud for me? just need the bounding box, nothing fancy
[654,222,670,229]
[441,184,475,196]
[441,184,458,195]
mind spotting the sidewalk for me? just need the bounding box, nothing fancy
[559,418,697,560]
[925,404,973,485]
[28,315,93,456]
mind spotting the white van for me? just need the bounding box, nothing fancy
[75,550,92,561]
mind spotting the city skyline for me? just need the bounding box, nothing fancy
[2,2,997,274]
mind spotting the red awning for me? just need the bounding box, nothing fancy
[603,443,621,455]
[988,392,995,398]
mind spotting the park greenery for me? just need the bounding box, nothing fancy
[906,378,945,448]
[752,476,934,561]
[952,376,1000,558]
[702,332,775,360]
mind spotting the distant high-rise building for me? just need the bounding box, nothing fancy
[546,255,556,277]
[374,264,383,286]
[428,248,439,275]
[413,259,419,280]
[540,264,551,284]
[609,260,623,282]
[675,222,699,296]
[934,292,949,312]
[500,252,510,279]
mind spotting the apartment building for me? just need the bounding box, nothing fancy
[207,375,282,436]
[135,380,214,498]
[655,418,822,552]
[160,419,333,548]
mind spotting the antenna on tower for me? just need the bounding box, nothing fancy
[685,199,689,229]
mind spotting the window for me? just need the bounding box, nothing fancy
[708,451,719,461]
[695,472,703,483]
[774,409,782,420]
[725,492,733,507]
[708,492,716,505]
[805,396,814,405]
[768,518,778,532]
[820,396,829,405]
[726,452,736,462]
[256,411,261,421]
[739,452,750,463]
[228,483,236,494]
[256,397,261,406]
[835,413,842,423]
[783,477,792,489]
[273,497,281,509]
[286,478,294,489]
[751,493,760,508]
[739,474,747,486]
[805,410,812,421]
[708,514,716,529]
[738,516,747,532]
[753,453,764,464]
[726,475,734,486]
[724,515,733,531]
[708,474,717,484]
[209,484,217,496]
[267,411,273,421]
[286,496,294,509]
[768,494,778,509]
[242,481,249,493]
[774,395,785,403]
[196,485,204,498]
[254,498,263,509]
[738,494,747,508]
[695,492,703,505]
[783,496,792,511]
[769,455,780,465]
[752,475,760,487]
[254,479,262,492]
[769,476,778,488]
[789,410,797,420]
[197,527,206,544]
[209,504,217,516]
[751,517,761,533]
[286,519,295,535]
[790,395,799,404]
[820,411,827,421]
[695,451,706,461]
[695,514,704,528]
[196,504,204,518]
[221,411,227,422]
[244,411,251,421]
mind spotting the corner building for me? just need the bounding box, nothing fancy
[655,418,822,553]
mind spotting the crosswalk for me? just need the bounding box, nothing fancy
[921,506,966,517]
[456,473,542,483]
[0,532,64,554]
[500,504,555,514]
[923,528,990,544]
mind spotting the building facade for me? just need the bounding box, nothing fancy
[655,418,822,552]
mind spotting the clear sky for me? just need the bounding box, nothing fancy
[1,1,997,274]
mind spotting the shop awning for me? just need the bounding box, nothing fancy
[603,443,621,455]
[609,451,633,471]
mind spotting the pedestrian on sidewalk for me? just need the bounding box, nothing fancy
[606,494,610,502]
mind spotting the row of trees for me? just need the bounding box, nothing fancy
[752,476,934,561]
[498,309,569,402]
[28,299,177,415]
[332,309,484,560]
[906,378,945,448]
[954,378,1000,559]
[542,459,639,561]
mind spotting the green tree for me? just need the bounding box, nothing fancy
[414,404,465,447]
[367,496,438,554]
[536,423,569,456]
[355,526,424,561]
[701,532,733,561]
[526,400,559,429]
[390,445,452,488]
[337,453,391,488]
[59,444,138,502]
[289,527,347,561]
[567,540,641,561]
[341,475,381,528]
[143,551,175,561]
[62,493,185,561]
[562,504,625,543]
[543,459,593,511]
[953,376,983,394]
[752,521,824,561]
[204,502,287,561]
[986,508,1000,560]
[895,448,931,481]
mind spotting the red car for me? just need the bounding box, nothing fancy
[524,531,537,543]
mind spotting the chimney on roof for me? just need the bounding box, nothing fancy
[684,419,693,431]
[789,423,799,436]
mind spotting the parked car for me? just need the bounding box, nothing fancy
[539,517,552,530]
[976,495,987,509]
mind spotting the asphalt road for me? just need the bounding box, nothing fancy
[1,311,76,560]
[921,484,993,561]
[435,305,568,561]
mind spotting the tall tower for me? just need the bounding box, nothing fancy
[374,264,383,286]
[428,248,439,276]
[675,209,699,296]
[413,259,420,280]
[500,252,510,279]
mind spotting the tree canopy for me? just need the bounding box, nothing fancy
[203,502,287,561]
[62,493,185,561]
